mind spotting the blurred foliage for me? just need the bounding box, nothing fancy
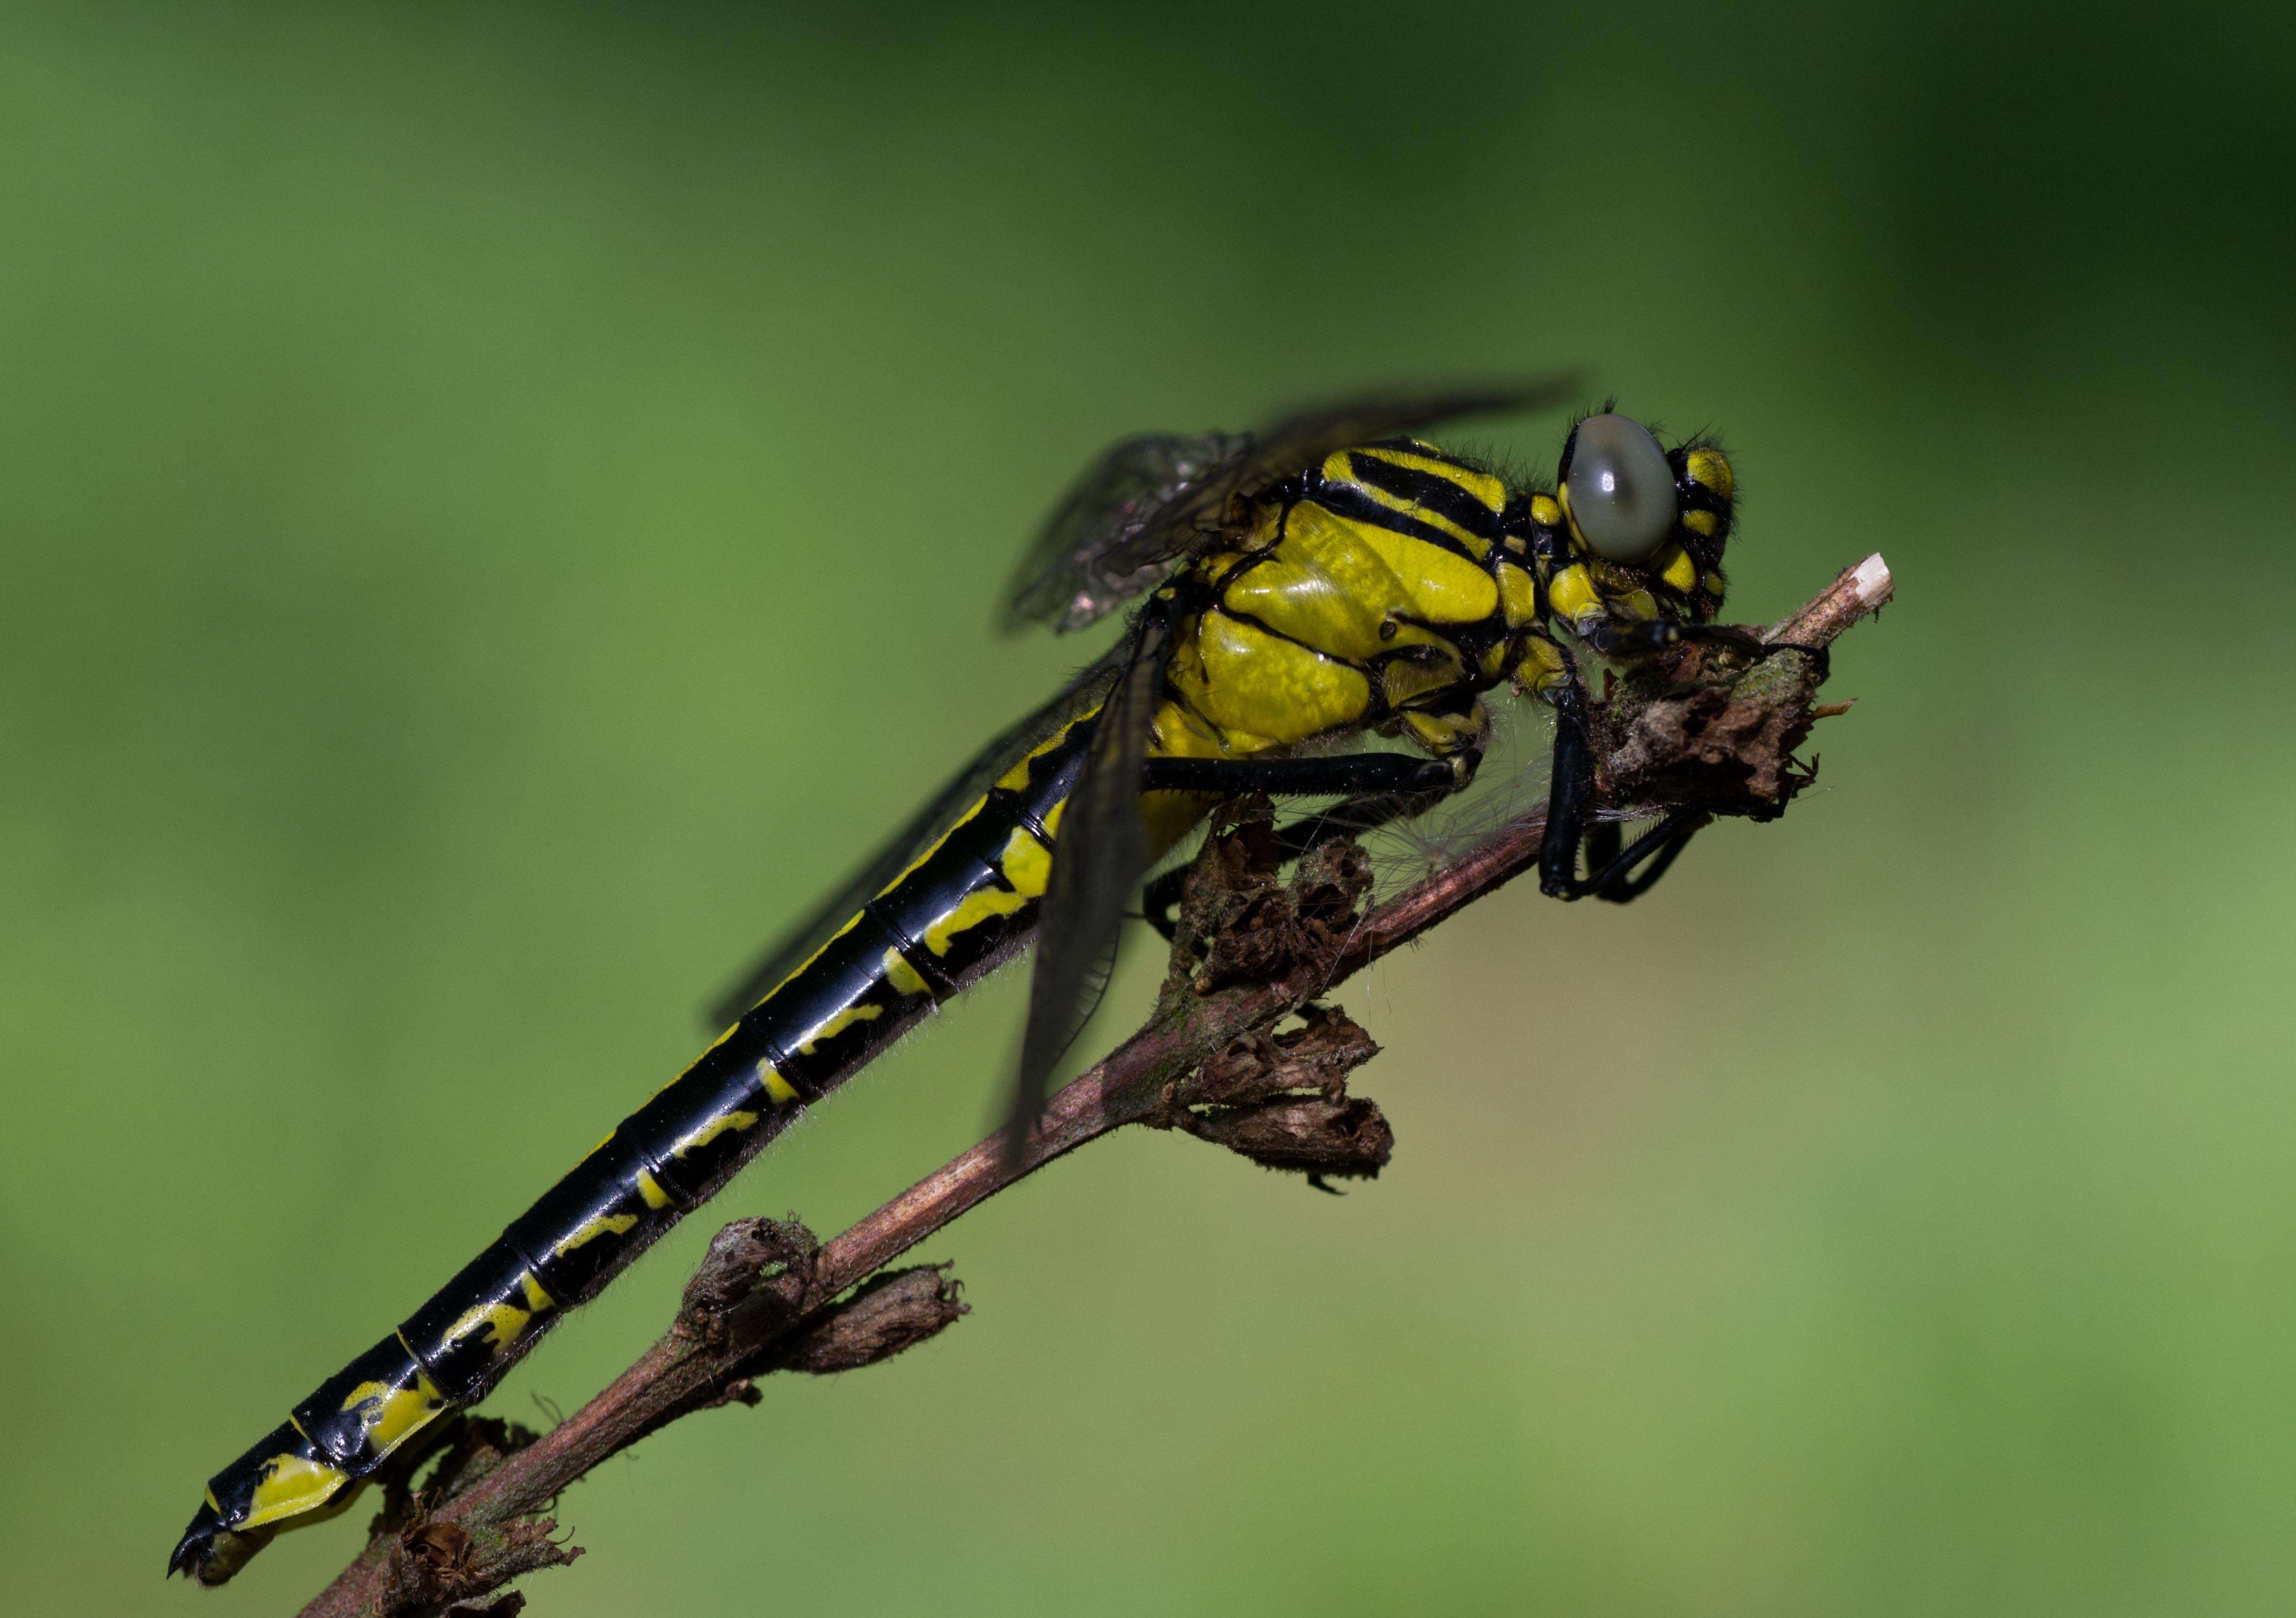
[1,2,2291,1613]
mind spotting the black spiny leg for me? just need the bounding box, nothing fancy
[1571,811,1708,903]
[1139,752,1462,798]
[1538,674,1708,904]
[1543,621,1819,903]
[1137,750,1474,941]
[1580,618,1768,660]
[1537,673,1599,900]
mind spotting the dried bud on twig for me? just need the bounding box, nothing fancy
[1175,798,1377,997]
[1156,1006,1392,1182]
[1177,1093,1395,1183]
[681,1216,819,1345]
[758,1266,969,1375]
[442,1595,527,1618]
[389,1514,573,1613]
[1597,640,1830,819]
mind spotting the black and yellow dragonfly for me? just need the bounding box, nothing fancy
[170,380,1744,1582]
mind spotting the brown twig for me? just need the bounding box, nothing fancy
[294,553,1892,1618]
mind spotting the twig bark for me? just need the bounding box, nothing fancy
[295,554,1892,1618]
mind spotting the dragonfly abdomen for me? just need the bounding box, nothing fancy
[170,708,1098,1581]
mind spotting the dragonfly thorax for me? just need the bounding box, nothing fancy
[1149,432,1733,768]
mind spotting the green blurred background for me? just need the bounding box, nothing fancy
[4,2,2292,1612]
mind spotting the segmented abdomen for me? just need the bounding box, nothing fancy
[170,707,1095,1581]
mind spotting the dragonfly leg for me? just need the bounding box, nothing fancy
[1584,617,1831,681]
[1582,618,1759,658]
[1543,621,1820,903]
[1573,811,1708,902]
[1538,670,1598,898]
[1140,751,1463,797]
[1539,673,1710,904]
[1137,751,1479,941]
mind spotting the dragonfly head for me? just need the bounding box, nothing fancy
[1554,412,1734,622]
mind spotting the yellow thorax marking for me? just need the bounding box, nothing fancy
[1355,443,1506,512]
[1547,563,1601,625]
[1400,707,1485,755]
[1496,562,1540,628]
[1322,508,1498,623]
[1220,543,1399,663]
[1147,698,1235,760]
[1323,447,1502,556]
[1177,610,1372,744]
[1514,636,1566,688]
[1381,649,1466,709]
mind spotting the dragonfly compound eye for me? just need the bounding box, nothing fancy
[1562,413,1677,564]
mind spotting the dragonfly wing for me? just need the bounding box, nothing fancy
[1244,374,1584,483]
[1000,376,1583,636]
[1000,431,1247,635]
[1004,598,1175,1149]
[703,651,1125,1029]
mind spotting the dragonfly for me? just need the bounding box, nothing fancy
[170,379,1747,1582]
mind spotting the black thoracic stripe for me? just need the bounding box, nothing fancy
[1332,444,1506,541]
[1305,479,1489,561]
[170,709,1099,1583]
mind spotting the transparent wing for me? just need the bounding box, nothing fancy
[702,651,1126,1029]
[1003,597,1176,1149]
[1000,375,1583,635]
[999,431,1246,635]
